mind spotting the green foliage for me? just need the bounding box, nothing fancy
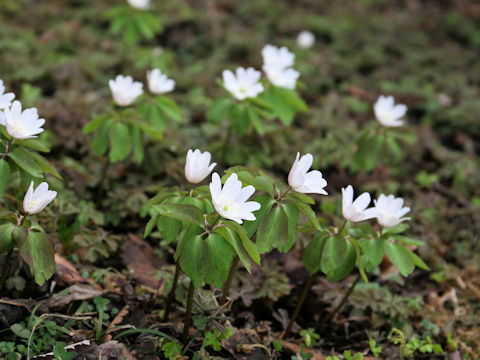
[388,328,443,358]
[300,328,320,348]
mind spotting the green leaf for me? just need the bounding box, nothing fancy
[408,249,430,271]
[156,96,182,122]
[326,241,356,282]
[321,235,347,276]
[246,106,265,135]
[19,229,55,285]
[83,114,111,135]
[179,235,210,288]
[153,203,204,227]
[243,194,275,238]
[8,147,43,178]
[382,223,409,235]
[15,139,50,153]
[0,159,10,198]
[385,242,415,277]
[109,122,132,163]
[278,202,299,253]
[302,233,326,274]
[156,197,184,244]
[10,323,30,338]
[206,98,232,123]
[215,226,252,273]
[224,220,260,266]
[0,223,15,253]
[391,235,424,246]
[256,206,288,254]
[361,237,385,272]
[30,152,62,179]
[204,233,236,287]
[229,105,249,136]
[175,224,203,262]
[92,118,114,156]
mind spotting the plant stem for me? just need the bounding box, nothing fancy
[182,280,195,346]
[283,273,317,339]
[96,159,110,206]
[318,273,361,329]
[220,256,239,304]
[1,139,12,160]
[0,248,14,292]
[337,219,348,235]
[277,187,291,202]
[163,262,180,322]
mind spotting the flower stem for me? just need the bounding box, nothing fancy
[283,273,317,339]
[1,139,12,160]
[0,248,14,292]
[220,256,239,304]
[318,273,361,329]
[163,262,180,322]
[277,187,292,202]
[96,159,110,207]
[337,219,348,235]
[182,280,195,346]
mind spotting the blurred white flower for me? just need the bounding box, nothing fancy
[341,185,378,222]
[209,172,260,224]
[374,95,407,127]
[0,101,45,140]
[23,181,57,215]
[297,31,315,49]
[109,75,143,107]
[0,79,15,110]
[127,0,150,10]
[222,67,264,101]
[147,69,175,94]
[263,64,300,89]
[288,152,327,195]
[262,44,295,69]
[374,194,411,227]
[185,149,216,184]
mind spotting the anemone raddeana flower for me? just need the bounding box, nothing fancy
[0,101,45,140]
[373,194,411,228]
[262,65,300,90]
[23,181,57,215]
[288,152,328,195]
[262,44,295,69]
[109,75,143,107]
[297,31,315,49]
[127,0,150,10]
[374,95,407,127]
[222,67,264,101]
[0,79,15,110]
[209,172,260,224]
[341,185,378,222]
[147,69,175,94]
[185,149,216,184]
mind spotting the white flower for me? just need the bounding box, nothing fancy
[185,149,216,184]
[0,101,45,140]
[288,152,327,195]
[297,31,315,49]
[23,181,57,215]
[0,79,15,110]
[209,172,260,224]
[374,95,407,127]
[222,67,264,101]
[109,75,143,107]
[127,0,150,10]
[341,185,378,222]
[263,64,300,89]
[147,69,175,94]
[373,194,411,228]
[262,44,295,69]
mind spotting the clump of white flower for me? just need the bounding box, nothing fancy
[374,95,407,127]
[341,185,378,222]
[209,173,260,224]
[127,0,150,10]
[109,75,143,107]
[222,67,264,101]
[374,194,411,227]
[23,181,57,215]
[185,149,216,184]
[288,152,327,195]
[147,69,175,94]
[262,45,300,89]
[297,31,315,49]
[0,101,45,140]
